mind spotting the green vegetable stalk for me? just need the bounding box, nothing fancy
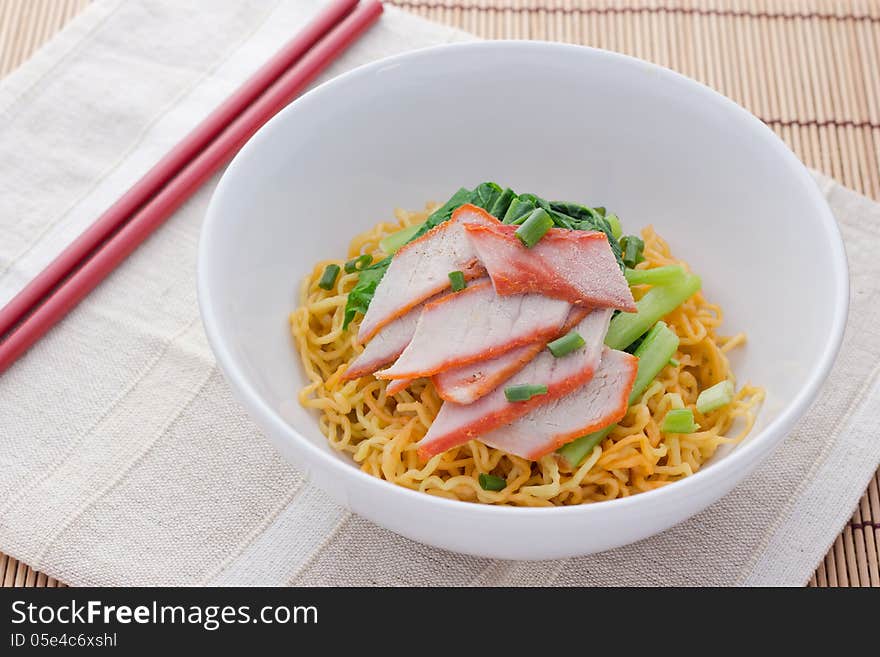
[605,273,702,350]
[624,265,686,287]
[606,213,622,240]
[379,224,421,255]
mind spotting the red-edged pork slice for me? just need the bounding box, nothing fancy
[416,309,612,459]
[479,348,637,460]
[433,343,544,404]
[376,280,571,381]
[465,223,636,312]
[385,377,414,395]
[343,299,432,379]
[432,306,593,404]
[357,204,500,344]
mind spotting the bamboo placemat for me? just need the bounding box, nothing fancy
[0,0,878,588]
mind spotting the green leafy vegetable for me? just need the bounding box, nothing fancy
[343,262,387,328]
[470,182,506,215]
[549,201,623,269]
[488,188,516,219]
[548,201,606,226]
[502,197,535,225]
[422,187,473,229]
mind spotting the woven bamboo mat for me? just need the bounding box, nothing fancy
[0,0,878,588]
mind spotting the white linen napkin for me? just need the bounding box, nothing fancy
[0,0,877,587]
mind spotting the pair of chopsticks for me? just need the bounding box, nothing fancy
[0,0,383,374]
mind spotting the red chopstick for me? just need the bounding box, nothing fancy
[0,0,358,340]
[0,0,384,374]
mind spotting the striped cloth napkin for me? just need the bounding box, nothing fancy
[1,0,877,586]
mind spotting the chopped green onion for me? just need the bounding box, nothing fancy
[662,408,698,433]
[344,254,373,273]
[624,265,686,287]
[605,273,702,350]
[379,223,422,255]
[606,213,622,240]
[620,235,645,269]
[448,270,466,292]
[514,208,553,248]
[696,380,735,414]
[669,357,681,367]
[547,330,585,358]
[318,264,340,290]
[504,383,548,402]
[479,473,507,491]
[558,321,680,466]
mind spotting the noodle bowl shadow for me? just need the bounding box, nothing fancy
[198,42,848,559]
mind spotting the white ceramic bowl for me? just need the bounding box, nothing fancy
[198,42,847,560]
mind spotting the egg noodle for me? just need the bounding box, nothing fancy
[290,204,765,506]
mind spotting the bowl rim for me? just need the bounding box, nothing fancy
[198,39,849,517]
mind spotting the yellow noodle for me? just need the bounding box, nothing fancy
[290,208,765,506]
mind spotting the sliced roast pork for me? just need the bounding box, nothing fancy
[416,309,613,459]
[432,342,544,404]
[465,223,636,312]
[432,306,593,404]
[386,309,588,399]
[385,377,414,395]
[357,205,500,344]
[376,280,571,381]
[479,348,637,460]
[343,306,422,380]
